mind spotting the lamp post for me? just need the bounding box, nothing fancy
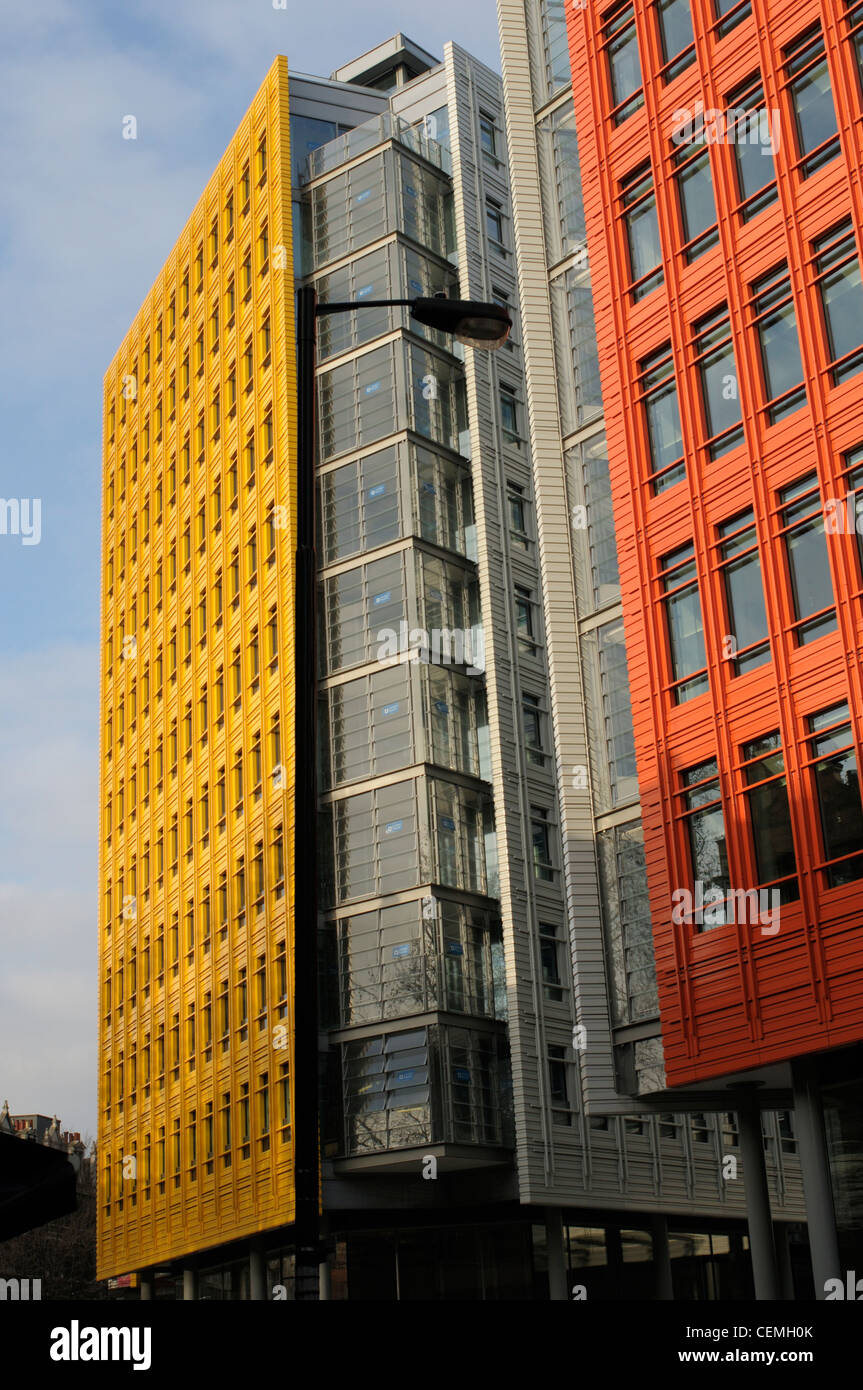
[292,288,511,1300]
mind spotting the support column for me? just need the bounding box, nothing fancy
[319,1257,331,1301]
[651,1215,674,1300]
[735,1090,780,1299]
[793,1059,841,1299]
[773,1223,795,1301]
[139,1270,152,1301]
[545,1208,568,1301]
[182,1265,198,1301]
[250,1241,266,1301]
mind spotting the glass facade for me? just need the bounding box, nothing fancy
[306,102,511,1167]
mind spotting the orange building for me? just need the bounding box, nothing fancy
[565,0,863,1092]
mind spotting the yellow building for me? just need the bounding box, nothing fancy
[98,57,298,1279]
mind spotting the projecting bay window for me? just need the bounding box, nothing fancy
[751,265,806,422]
[814,220,863,384]
[604,3,644,125]
[639,343,685,491]
[784,26,840,178]
[621,164,663,300]
[680,761,730,929]
[672,127,718,262]
[693,306,744,457]
[536,0,572,101]
[740,732,799,902]
[655,0,695,81]
[806,703,863,886]
[660,542,708,702]
[717,509,770,673]
[778,473,836,644]
[432,779,498,897]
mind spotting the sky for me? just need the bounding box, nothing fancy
[0,0,501,1139]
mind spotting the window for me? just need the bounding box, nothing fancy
[479,113,498,161]
[656,0,695,79]
[777,1110,797,1155]
[680,760,730,926]
[486,200,505,248]
[693,305,743,457]
[725,74,778,221]
[499,384,520,442]
[659,1113,681,1140]
[750,264,805,422]
[547,1044,571,1124]
[806,703,863,885]
[537,0,572,99]
[691,1113,711,1144]
[604,3,643,124]
[492,287,516,351]
[597,822,657,1022]
[515,585,539,656]
[838,446,863,580]
[672,126,717,261]
[716,509,770,673]
[814,220,863,384]
[713,0,749,32]
[587,620,638,807]
[539,922,564,1001]
[778,473,836,644]
[507,483,531,550]
[659,543,708,702]
[847,0,863,97]
[784,26,840,177]
[522,693,546,766]
[638,343,684,490]
[621,164,663,299]
[530,806,555,881]
[741,732,799,901]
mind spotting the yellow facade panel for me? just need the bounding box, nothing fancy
[98,56,297,1279]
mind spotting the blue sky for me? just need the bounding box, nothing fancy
[0,0,500,1138]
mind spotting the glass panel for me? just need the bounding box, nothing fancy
[791,58,838,156]
[747,777,798,887]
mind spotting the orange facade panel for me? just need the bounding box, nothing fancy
[567,0,863,1084]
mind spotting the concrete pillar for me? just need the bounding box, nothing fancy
[793,1059,842,1298]
[250,1242,266,1301]
[651,1215,674,1300]
[319,1256,331,1301]
[774,1222,795,1301]
[139,1270,152,1301]
[182,1265,197,1301]
[736,1093,780,1299]
[545,1208,568,1301]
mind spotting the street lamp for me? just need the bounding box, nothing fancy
[292,287,512,1301]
